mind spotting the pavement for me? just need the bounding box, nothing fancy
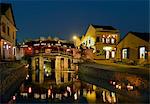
[81,60,149,76]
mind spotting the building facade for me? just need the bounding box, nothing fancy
[81,24,120,60]
[116,32,150,65]
[0,3,17,61]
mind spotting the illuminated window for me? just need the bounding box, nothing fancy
[91,39,94,46]
[106,38,110,43]
[111,51,115,58]
[102,38,105,43]
[111,38,115,44]
[35,50,39,53]
[122,49,128,59]
[139,47,145,59]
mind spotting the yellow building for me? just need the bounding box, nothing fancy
[0,3,17,61]
[81,24,120,60]
[117,32,150,65]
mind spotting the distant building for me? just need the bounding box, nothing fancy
[81,24,120,60]
[0,3,17,61]
[116,32,150,65]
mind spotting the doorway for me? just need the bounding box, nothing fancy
[106,51,110,59]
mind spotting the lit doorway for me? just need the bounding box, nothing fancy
[111,51,115,58]
[139,47,145,59]
[106,51,110,59]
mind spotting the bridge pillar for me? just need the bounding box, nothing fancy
[64,57,68,82]
[31,57,36,83]
[39,56,44,83]
[55,56,61,84]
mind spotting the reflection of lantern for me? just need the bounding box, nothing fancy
[13,96,16,100]
[28,87,32,93]
[9,45,11,49]
[28,47,32,51]
[6,44,9,50]
[48,89,51,96]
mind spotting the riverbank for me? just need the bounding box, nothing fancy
[0,62,28,103]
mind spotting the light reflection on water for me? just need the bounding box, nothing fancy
[14,73,118,104]
[10,66,148,104]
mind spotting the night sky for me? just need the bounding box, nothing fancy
[2,0,149,42]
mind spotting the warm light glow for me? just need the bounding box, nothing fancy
[103,46,112,51]
[122,49,128,59]
[9,45,11,49]
[86,90,96,103]
[111,51,115,58]
[13,96,16,100]
[127,84,134,90]
[34,93,40,99]
[112,81,116,85]
[6,44,9,50]
[48,89,51,96]
[28,47,32,51]
[74,92,78,100]
[63,91,68,97]
[28,87,32,93]
[93,85,97,90]
[67,86,71,95]
[73,36,77,40]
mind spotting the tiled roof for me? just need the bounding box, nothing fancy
[0,3,11,15]
[91,24,117,30]
[0,3,16,27]
[130,32,149,42]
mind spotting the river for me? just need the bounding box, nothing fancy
[7,67,149,104]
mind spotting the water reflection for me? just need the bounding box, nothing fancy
[10,60,148,104]
[15,74,119,104]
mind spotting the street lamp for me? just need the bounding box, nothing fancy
[73,36,77,40]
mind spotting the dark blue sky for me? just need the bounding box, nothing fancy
[2,0,149,42]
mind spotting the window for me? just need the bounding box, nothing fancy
[68,73,71,81]
[96,37,100,42]
[106,38,110,43]
[111,38,115,44]
[139,47,145,59]
[102,38,105,43]
[111,51,115,58]
[2,22,6,33]
[122,49,128,59]
[89,39,91,44]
